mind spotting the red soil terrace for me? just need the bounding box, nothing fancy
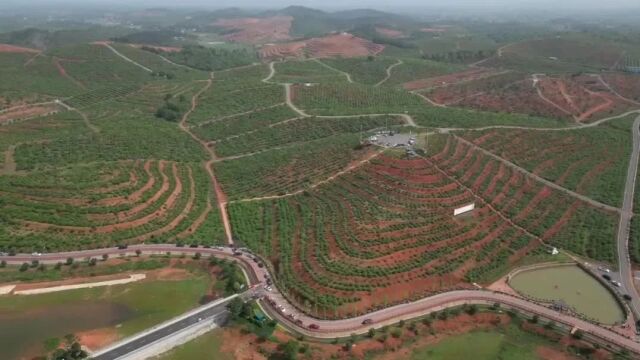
[214,16,293,44]
[375,27,405,39]
[0,44,40,53]
[260,33,385,60]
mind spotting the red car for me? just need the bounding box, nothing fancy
[308,324,320,330]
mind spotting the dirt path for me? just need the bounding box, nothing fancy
[453,135,621,212]
[53,56,86,90]
[232,149,384,203]
[531,74,576,121]
[192,103,286,128]
[412,91,447,107]
[1,145,16,175]
[58,100,99,133]
[0,101,57,115]
[178,74,233,245]
[23,51,42,67]
[314,58,353,83]
[13,274,146,295]
[375,59,403,87]
[284,83,311,117]
[100,42,152,73]
[263,61,276,83]
[596,74,640,106]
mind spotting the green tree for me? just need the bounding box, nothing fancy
[282,340,299,360]
[65,257,74,265]
[0,260,6,268]
[193,252,202,260]
[367,328,376,338]
[19,262,29,272]
[227,297,244,319]
[102,254,109,261]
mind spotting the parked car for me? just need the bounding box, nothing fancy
[612,281,622,287]
[308,324,320,330]
[602,274,611,281]
[362,319,373,325]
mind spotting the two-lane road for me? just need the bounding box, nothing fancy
[3,246,640,356]
[617,115,640,319]
[92,296,235,360]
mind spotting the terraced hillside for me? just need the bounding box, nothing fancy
[0,160,225,251]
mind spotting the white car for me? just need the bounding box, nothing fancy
[612,281,622,287]
[265,286,272,292]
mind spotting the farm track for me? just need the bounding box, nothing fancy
[596,74,640,107]
[178,74,233,245]
[0,101,57,115]
[262,61,276,83]
[231,149,385,203]
[58,100,99,133]
[412,91,446,107]
[53,56,86,90]
[452,135,621,212]
[375,59,403,87]
[191,103,286,128]
[313,59,354,83]
[1,145,16,175]
[22,51,41,67]
[101,42,153,73]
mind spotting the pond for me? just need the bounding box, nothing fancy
[509,265,624,324]
[0,301,133,360]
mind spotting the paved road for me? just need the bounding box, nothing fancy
[617,115,640,320]
[3,245,640,355]
[92,297,233,360]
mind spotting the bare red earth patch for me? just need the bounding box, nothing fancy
[0,44,40,53]
[260,33,384,60]
[214,16,293,44]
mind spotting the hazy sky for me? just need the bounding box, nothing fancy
[4,0,640,10]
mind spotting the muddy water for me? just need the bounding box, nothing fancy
[0,301,133,360]
[510,265,624,324]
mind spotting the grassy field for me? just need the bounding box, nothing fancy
[152,329,232,360]
[0,266,212,359]
[458,115,636,207]
[407,326,561,360]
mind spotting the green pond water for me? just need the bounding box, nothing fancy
[510,265,624,324]
[0,300,133,360]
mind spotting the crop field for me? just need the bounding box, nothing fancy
[458,116,636,207]
[319,57,400,85]
[429,134,618,262]
[291,83,425,115]
[229,151,544,317]
[191,104,295,142]
[601,73,640,103]
[187,83,284,125]
[108,43,208,81]
[420,72,633,122]
[216,134,372,200]
[271,60,348,84]
[403,67,505,91]
[0,52,83,104]
[382,58,463,87]
[47,44,153,89]
[0,159,225,252]
[259,33,384,60]
[15,85,207,170]
[501,35,626,70]
[214,115,405,157]
[412,106,564,128]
